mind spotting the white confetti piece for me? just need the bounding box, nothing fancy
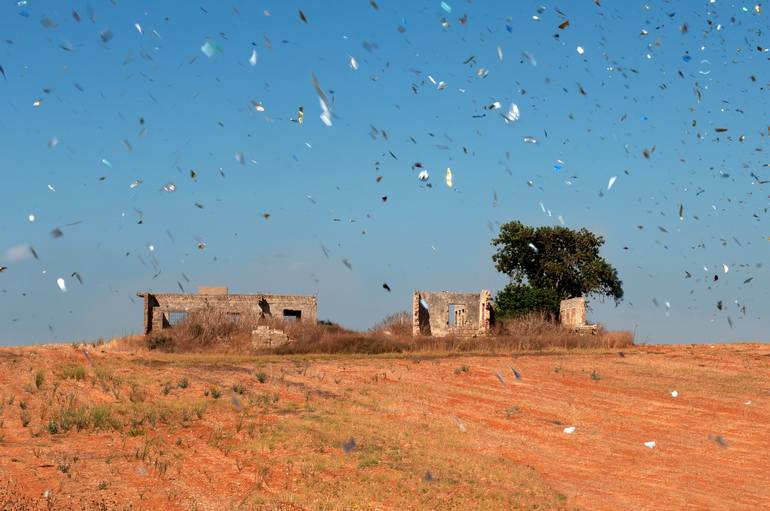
[577,46,585,55]
[201,40,219,58]
[134,23,143,35]
[319,98,332,127]
[56,277,66,292]
[349,55,358,70]
[671,390,678,398]
[644,441,656,449]
[608,176,617,190]
[563,426,576,434]
[504,103,520,123]
[249,49,258,66]
[445,167,453,187]
[28,214,35,222]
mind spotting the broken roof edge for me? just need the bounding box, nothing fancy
[413,289,491,295]
[136,291,317,300]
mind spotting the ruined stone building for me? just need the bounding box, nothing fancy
[559,297,597,332]
[137,287,317,335]
[412,290,493,337]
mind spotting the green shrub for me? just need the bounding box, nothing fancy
[255,372,267,384]
[90,405,120,431]
[209,387,221,399]
[177,377,189,389]
[494,283,562,319]
[161,382,172,396]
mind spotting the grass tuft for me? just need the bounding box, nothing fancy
[61,364,87,381]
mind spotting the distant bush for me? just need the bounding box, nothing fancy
[369,311,412,336]
[146,335,172,351]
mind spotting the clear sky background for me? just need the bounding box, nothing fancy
[1,0,768,345]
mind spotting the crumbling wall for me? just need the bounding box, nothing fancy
[412,290,492,337]
[251,326,291,349]
[138,289,317,335]
[559,297,586,327]
[559,297,597,331]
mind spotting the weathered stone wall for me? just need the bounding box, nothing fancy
[251,326,291,349]
[560,297,587,327]
[138,291,317,335]
[197,286,228,295]
[412,290,492,337]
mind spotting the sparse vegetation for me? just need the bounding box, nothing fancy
[369,311,412,336]
[177,377,189,389]
[34,370,45,390]
[61,364,87,381]
[20,409,31,427]
[147,335,172,351]
[129,384,145,403]
[454,365,470,375]
[0,342,764,510]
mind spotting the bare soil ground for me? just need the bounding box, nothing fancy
[0,342,768,510]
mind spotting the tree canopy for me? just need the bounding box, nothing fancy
[491,221,623,308]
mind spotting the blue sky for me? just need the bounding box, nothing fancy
[1,1,768,344]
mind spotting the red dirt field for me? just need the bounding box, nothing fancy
[0,342,768,510]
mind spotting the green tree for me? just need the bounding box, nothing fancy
[491,221,623,316]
